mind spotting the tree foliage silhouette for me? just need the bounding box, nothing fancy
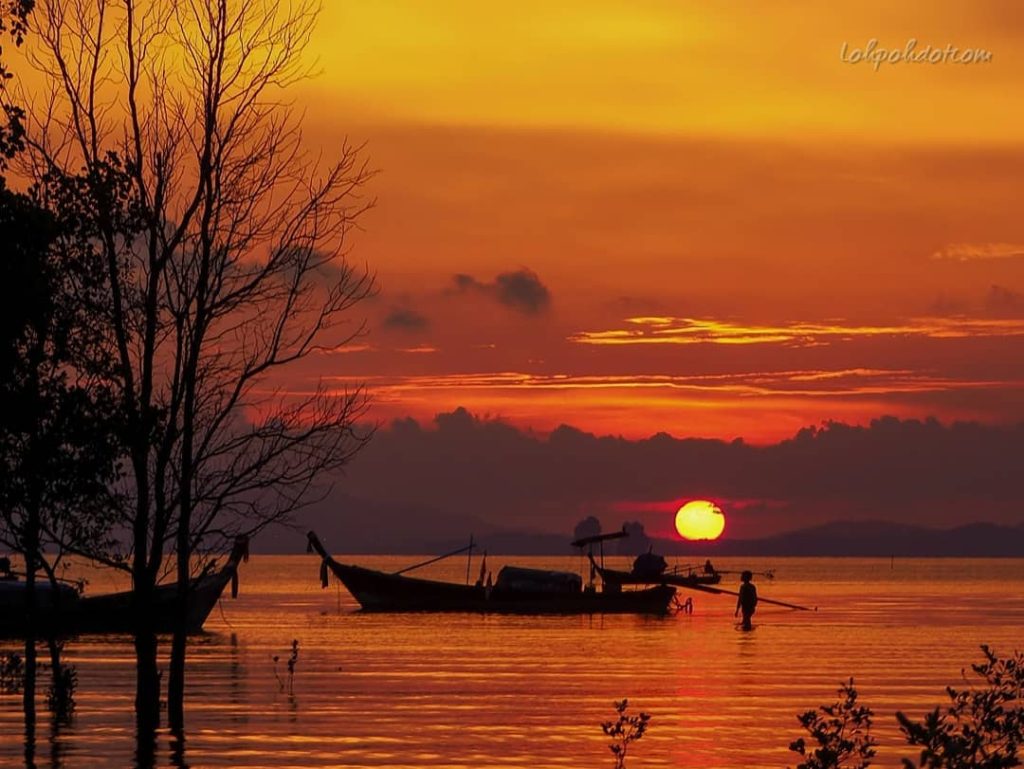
[897,646,1024,769]
[602,699,651,769]
[789,678,876,769]
[20,0,375,737]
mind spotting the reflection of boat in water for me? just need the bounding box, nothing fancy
[0,537,248,637]
[306,532,676,615]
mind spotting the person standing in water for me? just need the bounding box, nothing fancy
[735,570,758,630]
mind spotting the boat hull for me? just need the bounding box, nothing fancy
[595,563,722,589]
[0,567,236,637]
[327,562,676,615]
[71,570,234,635]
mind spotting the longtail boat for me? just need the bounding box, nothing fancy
[571,531,815,612]
[306,531,676,615]
[590,557,723,589]
[570,529,721,589]
[0,536,248,637]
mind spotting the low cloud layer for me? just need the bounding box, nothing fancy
[985,285,1024,317]
[382,307,430,332]
[452,268,551,314]
[298,408,1024,549]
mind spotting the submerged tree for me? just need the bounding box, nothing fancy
[0,0,121,735]
[897,646,1024,769]
[22,0,375,737]
[602,699,651,769]
[789,648,1022,769]
[0,185,118,728]
[789,678,876,769]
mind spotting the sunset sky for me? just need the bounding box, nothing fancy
[278,1,1024,445]
[16,1,1022,542]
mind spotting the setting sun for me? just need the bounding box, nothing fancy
[674,500,726,541]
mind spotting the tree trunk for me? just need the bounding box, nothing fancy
[168,357,198,733]
[23,521,38,732]
[167,606,187,732]
[133,582,161,734]
[46,637,65,716]
[166,468,191,731]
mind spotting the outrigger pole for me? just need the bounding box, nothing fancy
[685,582,817,612]
[571,527,629,575]
[392,540,476,577]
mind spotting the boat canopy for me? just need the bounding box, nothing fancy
[495,566,582,594]
[0,579,80,610]
[632,551,668,578]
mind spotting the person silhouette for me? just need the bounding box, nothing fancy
[735,570,758,630]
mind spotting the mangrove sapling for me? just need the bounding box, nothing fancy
[896,645,1024,769]
[273,640,300,695]
[789,678,876,769]
[602,699,651,769]
[0,652,24,694]
[44,639,77,722]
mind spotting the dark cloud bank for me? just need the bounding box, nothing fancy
[382,307,430,332]
[285,409,1024,555]
[451,268,551,314]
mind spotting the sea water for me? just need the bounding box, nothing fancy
[1,555,1022,768]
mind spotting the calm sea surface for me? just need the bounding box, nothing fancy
[1,555,1023,768]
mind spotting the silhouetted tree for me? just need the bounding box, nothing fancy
[22,0,375,738]
[602,699,651,769]
[897,646,1024,769]
[0,0,120,738]
[789,649,1023,769]
[573,515,602,542]
[789,678,876,769]
[0,0,34,167]
[0,188,123,733]
[616,521,652,555]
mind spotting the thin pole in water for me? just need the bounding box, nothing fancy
[465,534,474,585]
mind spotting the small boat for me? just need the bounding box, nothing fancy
[0,561,80,617]
[0,537,248,637]
[590,559,722,589]
[570,532,815,612]
[306,532,676,615]
[570,529,722,590]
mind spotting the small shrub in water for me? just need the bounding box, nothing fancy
[602,698,651,769]
[0,652,24,694]
[273,639,299,694]
[287,639,299,694]
[789,677,876,769]
[896,645,1024,769]
[46,663,78,721]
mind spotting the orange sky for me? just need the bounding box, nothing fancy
[272,1,1024,442]
[31,0,1021,443]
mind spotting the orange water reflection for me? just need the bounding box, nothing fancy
[1,556,1022,768]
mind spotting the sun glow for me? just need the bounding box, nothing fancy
[674,500,726,541]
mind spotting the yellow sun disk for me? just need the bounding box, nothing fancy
[675,501,725,541]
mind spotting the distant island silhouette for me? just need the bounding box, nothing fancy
[273,518,1024,556]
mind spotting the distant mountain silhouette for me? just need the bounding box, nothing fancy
[651,520,1024,557]
[275,502,1023,556]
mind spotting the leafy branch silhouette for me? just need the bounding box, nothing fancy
[602,698,651,769]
